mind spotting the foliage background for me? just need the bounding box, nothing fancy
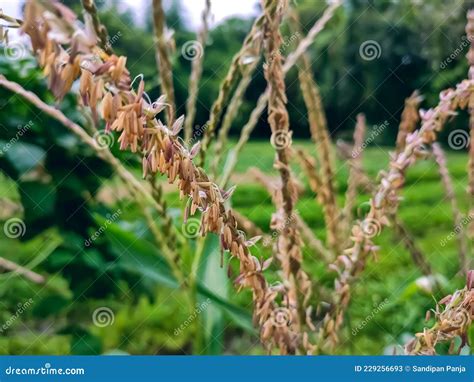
[0,0,472,355]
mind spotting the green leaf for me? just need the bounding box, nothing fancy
[94,215,255,335]
[3,141,45,176]
[196,234,227,354]
[18,180,56,222]
[94,214,178,289]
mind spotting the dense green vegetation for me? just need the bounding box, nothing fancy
[0,134,470,354]
[0,0,472,356]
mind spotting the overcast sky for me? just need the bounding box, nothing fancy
[0,0,260,34]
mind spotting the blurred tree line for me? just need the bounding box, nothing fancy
[86,0,474,145]
[1,0,473,355]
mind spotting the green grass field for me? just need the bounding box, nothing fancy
[0,141,470,355]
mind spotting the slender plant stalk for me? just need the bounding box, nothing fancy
[251,167,330,262]
[405,270,473,355]
[261,0,315,352]
[395,91,422,152]
[392,216,433,276]
[319,79,474,349]
[199,15,265,166]
[342,114,366,235]
[336,139,433,276]
[218,1,341,189]
[184,0,211,143]
[18,0,305,353]
[466,10,474,245]
[211,56,261,178]
[81,0,112,54]
[432,143,469,274]
[150,0,187,257]
[152,0,176,125]
[0,257,45,284]
[290,10,339,254]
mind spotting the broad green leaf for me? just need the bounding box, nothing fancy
[3,141,45,176]
[196,234,227,354]
[94,215,255,334]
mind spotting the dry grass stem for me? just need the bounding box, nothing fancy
[81,0,112,54]
[395,91,423,152]
[218,2,341,188]
[0,257,45,284]
[342,114,366,238]
[336,138,433,276]
[289,9,339,253]
[184,0,211,143]
[19,0,302,354]
[405,270,473,355]
[432,142,469,274]
[262,0,314,348]
[296,51,339,255]
[211,57,261,177]
[152,0,176,125]
[250,167,331,262]
[199,15,264,166]
[320,79,474,348]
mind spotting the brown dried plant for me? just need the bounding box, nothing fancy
[466,10,474,242]
[14,0,309,354]
[432,142,469,274]
[152,0,176,125]
[405,270,473,355]
[290,15,340,256]
[3,0,474,357]
[336,122,433,277]
[342,113,367,236]
[184,0,212,143]
[199,15,264,166]
[261,0,314,351]
[321,80,474,349]
[395,90,423,152]
[218,1,342,189]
